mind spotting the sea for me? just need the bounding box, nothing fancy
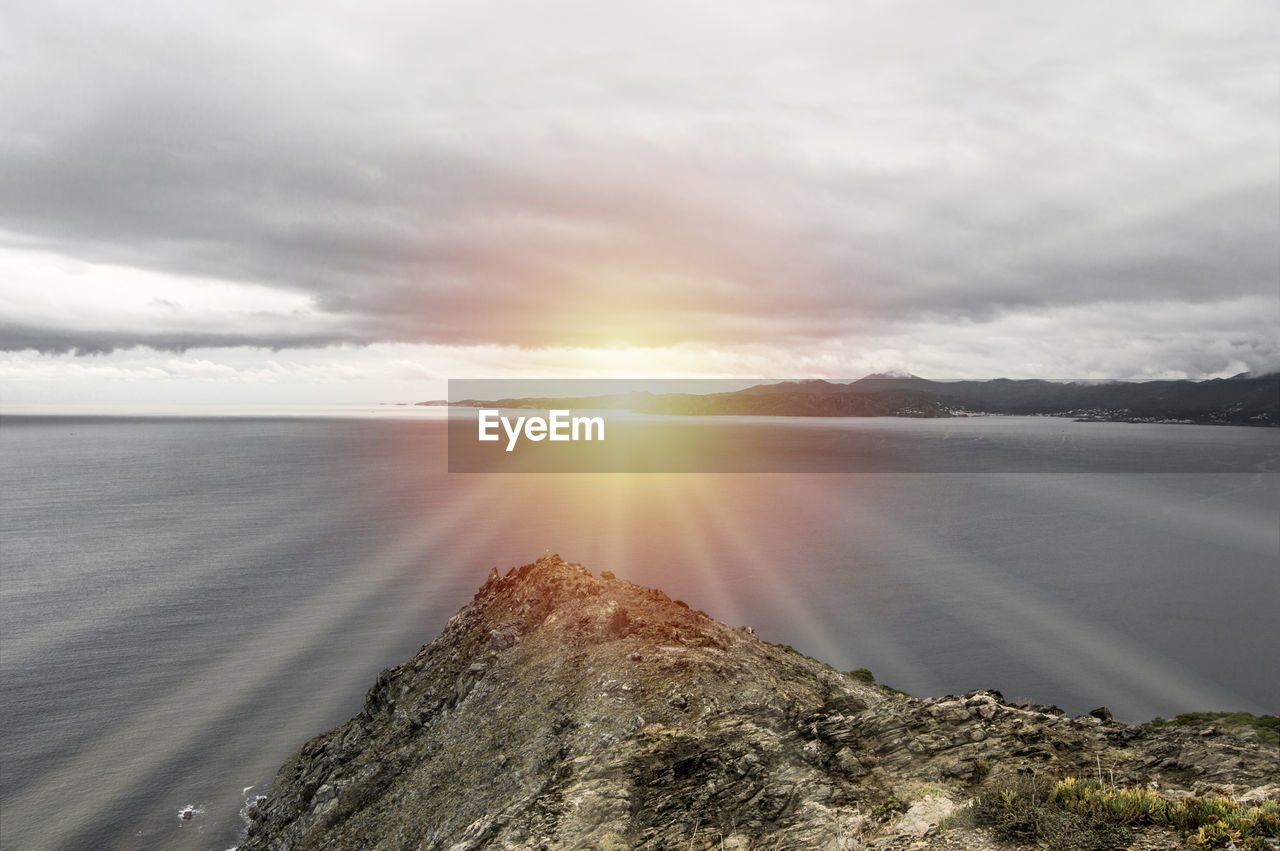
[1,410,1277,850]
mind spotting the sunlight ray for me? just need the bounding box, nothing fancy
[646,475,750,627]
[1003,473,1279,560]
[599,474,638,578]
[1,475,515,849]
[2,482,383,667]
[765,474,948,686]
[866,523,1244,712]
[790,473,1251,712]
[688,475,851,667]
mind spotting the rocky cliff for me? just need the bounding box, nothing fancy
[241,556,1277,850]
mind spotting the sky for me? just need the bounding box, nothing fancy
[1,0,1277,407]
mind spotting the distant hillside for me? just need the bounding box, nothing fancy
[432,373,1279,425]
[710,374,1279,424]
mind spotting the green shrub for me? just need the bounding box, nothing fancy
[874,795,906,822]
[973,775,1280,850]
[973,777,1133,850]
[1143,712,1280,747]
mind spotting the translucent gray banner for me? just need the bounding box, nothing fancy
[445,378,1279,473]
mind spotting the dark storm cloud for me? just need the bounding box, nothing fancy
[1,0,1276,361]
[0,321,362,356]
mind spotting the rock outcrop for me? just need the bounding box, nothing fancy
[242,555,1277,850]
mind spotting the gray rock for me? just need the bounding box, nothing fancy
[833,747,866,777]
[242,555,1280,851]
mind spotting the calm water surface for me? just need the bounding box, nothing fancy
[1,415,1276,850]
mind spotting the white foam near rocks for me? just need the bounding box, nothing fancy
[231,785,268,847]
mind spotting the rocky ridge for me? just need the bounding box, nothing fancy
[242,555,1278,850]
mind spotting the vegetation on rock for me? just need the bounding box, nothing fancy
[973,775,1280,850]
[1144,712,1280,747]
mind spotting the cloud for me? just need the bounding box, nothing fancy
[0,0,1275,371]
[0,246,359,353]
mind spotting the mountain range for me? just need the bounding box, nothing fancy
[431,373,1278,425]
